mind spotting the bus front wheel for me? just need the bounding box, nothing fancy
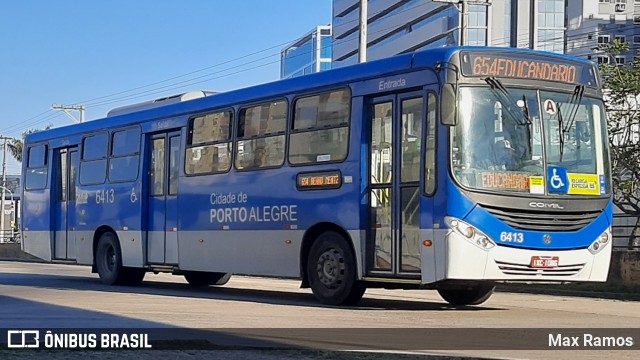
[184,271,231,287]
[437,283,495,306]
[95,232,145,286]
[307,231,366,306]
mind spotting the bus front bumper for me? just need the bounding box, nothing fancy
[443,222,612,283]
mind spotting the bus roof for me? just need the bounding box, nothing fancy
[26,46,596,144]
[106,90,217,117]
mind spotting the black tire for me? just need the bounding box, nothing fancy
[96,232,124,285]
[437,283,495,306]
[307,231,366,306]
[184,271,231,287]
[95,232,145,286]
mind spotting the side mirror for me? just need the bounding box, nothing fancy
[441,84,457,126]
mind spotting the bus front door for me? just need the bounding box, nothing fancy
[367,92,431,278]
[53,147,78,260]
[147,131,181,265]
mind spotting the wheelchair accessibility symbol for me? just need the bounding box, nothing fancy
[548,166,568,193]
[550,169,564,188]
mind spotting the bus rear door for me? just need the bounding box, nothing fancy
[146,131,181,265]
[367,91,433,278]
[53,147,78,260]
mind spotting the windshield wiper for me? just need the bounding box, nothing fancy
[564,85,585,135]
[557,105,566,162]
[556,85,585,162]
[520,94,533,158]
[484,77,532,126]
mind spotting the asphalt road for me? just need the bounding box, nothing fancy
[1,261,639,359]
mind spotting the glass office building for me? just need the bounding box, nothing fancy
[281,2,638,74]
[281,25,333,79]
[331,0,567,68]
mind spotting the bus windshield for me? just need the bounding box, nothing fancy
[451,86,610,196]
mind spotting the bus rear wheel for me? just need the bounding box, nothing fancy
[437,283,495,306]
[184,271,231,287]
[307,231,366,306]
[95,232,145,286]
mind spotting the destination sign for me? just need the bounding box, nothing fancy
[297,170,342,190]
[476,171,531,192]
[460,51,597,86]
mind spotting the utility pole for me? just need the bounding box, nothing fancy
[460,0,468,46]
[0,136,9,242]
[52,104,85,123]
[359,0,368,63]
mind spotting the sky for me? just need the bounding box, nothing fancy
[0,1,332,175]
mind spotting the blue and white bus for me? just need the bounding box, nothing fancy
[21,46,612,306]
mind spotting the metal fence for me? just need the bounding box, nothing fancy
[612,213,640,251]
[0,229,20,244]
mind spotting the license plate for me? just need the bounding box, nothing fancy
[530,256,559,268]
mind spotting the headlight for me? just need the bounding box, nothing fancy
[588,228,611,255]
[445,217,496,251]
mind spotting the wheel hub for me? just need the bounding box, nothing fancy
[106,246,115,271]
[316,249,345,288]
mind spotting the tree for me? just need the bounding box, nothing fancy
[596,40,640,248]
[7,126,51,163]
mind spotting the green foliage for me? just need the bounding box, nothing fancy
[597,40,640,248]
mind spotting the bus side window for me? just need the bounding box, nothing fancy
[289,89,350,165]
[109,127,141,183]
[79,133,108,185]
[185,110,232,175]
[235,100,286,171]
[25,144,49,190]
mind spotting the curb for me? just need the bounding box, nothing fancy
[496,285,640,301]
[0,257,47,263]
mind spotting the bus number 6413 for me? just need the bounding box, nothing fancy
[96,189,115,204]
[500,231,524,243]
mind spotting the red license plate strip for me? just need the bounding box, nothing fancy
[530,256,559,268]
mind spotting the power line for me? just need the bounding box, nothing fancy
[74,40,303,106]
[2,112,62,138]
[7,28,609,137]
[84,60,282,109]
[38,18,413,111]
[82,28,611,109]
[29,1,435,112]
[0,109,56,136]
[6,3,628,136]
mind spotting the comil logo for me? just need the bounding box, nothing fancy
[7,330,40,348]
[528,201,564,209]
